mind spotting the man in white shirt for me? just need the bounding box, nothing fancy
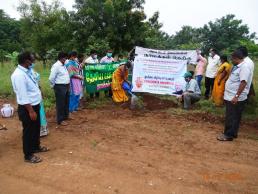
[85,50,99,64]
[205,48,220,99]
[49,52,70,126]
[237,46,255,97]
[100,50,114,63]
[85,50,100,99]
[11,52,49,163]
[217,50,253,141]
[100,50,114,97]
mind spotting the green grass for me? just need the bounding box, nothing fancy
[0,62,56,111]
[0,63,16,98]
[0,60,257,120]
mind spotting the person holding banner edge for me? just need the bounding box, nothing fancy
[205,48,220,99]
[85,50,100,99]
[100,49,115,97]
[195,50,207,90]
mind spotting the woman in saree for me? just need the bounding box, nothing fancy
[212,55,232,106]
[111,62,132,103]
[65,52,84,112]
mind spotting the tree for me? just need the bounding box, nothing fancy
[171,26,201,49]
[5,51,19,66]
[201,14,256,54]
[144,11,174,49]
[18,0,73,67]
[0,9,22,54]
[170,14,256,54]
[72,0,147,55]
[239,40,258,58]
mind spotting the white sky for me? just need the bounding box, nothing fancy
[1,0,258,39]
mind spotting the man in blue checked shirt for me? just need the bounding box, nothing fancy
[11,52,49,163]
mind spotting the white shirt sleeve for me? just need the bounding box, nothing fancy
[100,57,105,63]
[13,75,30,105]
[49,64,58,87]
[85,57,92,64]
[239,65,251,82]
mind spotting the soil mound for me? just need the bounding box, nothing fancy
[142,94,178,111]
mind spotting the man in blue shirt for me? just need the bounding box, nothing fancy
[11,52,49,163]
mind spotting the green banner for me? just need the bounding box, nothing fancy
[84,60,127,93]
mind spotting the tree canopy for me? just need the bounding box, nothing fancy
[0,0,257,63]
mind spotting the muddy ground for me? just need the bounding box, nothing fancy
[0,97,258,194]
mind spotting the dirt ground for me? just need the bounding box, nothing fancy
[0,97,258,194]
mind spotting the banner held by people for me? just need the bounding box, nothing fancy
[135,46,198,64]
[132,47,193,95]
[84,60,127,93]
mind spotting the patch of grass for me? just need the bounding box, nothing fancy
[196,99,225,116]
[90,139,99,149]
[246,134,258,141]
[86,96,112,109]
[0,63,16,98]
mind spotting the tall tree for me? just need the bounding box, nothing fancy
[72,0,146,55]
[201,14,256,53]
[0,9,22,59]
[171,26,201,49]
[18,0,73,66]
[144,11,173,49]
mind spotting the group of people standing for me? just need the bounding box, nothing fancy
[9,45,255,164]
[10,49,127,163]
[49,49,123,126]
[179,46,255,141]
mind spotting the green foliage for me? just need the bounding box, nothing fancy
[72,0,146,54]
[144,12,173,49]
[5,51,19,65]
[201,14,255,54]
[84,36,110,56]
[171,15,257,54]
[18,0,74,65]
[0,9,22,53]
[239,40,258,58]
[0,49,8,64]
[45,48,59,64]
[172,26,201,48]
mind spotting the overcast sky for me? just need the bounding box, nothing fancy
[1,0,258,39]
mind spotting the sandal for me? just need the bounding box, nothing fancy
[217,134,233,141]
[59,121,68,126]
[25,155,42,163]
[34,146,50,153]
[0,124,7,130]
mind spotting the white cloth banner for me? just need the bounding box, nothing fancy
[135,46,197,64]
[132,56,187,95]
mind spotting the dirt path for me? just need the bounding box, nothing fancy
[0,101,258,194]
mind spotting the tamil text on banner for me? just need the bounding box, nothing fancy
[84,61,127,94]
[132,52,188,95]
[135,46,197,64]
